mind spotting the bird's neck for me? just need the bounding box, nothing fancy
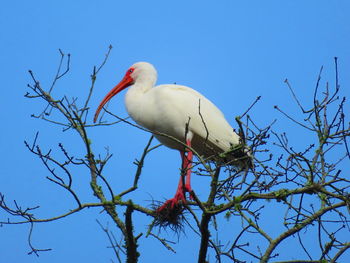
[124,74,157,123]
[126,78,153,101]
[126,73,156,96]
[124,80,153,114]
[134,71,157,90]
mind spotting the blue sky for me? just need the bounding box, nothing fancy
[1,1,349,262]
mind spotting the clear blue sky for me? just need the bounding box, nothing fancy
[1,1,349,262]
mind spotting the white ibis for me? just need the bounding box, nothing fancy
[94,62,250,213]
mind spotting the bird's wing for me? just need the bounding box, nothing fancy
[153,85,241,155]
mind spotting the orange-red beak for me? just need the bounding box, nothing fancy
[93,74,134,123]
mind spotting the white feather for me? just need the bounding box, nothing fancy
[124,62,241,159]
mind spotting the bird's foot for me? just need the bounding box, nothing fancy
[154,186,196,229]
[154,185,195,227]
[156,198,181,214]
[156,190,186,213]
[154,195,185,228]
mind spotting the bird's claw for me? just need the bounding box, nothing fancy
[156,198,180,213]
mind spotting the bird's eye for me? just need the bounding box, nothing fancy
[129,68,134,73]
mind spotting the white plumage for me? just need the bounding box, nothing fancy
[94,62,248,211]
[95,62,241,158]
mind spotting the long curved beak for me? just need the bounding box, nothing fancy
[93,74,133,123]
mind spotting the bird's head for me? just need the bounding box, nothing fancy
[93,62,157,123]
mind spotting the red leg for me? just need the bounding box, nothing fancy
[181,140,193,194]
[156,139,193,212]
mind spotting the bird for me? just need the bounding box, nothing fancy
[94,62,251,214]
